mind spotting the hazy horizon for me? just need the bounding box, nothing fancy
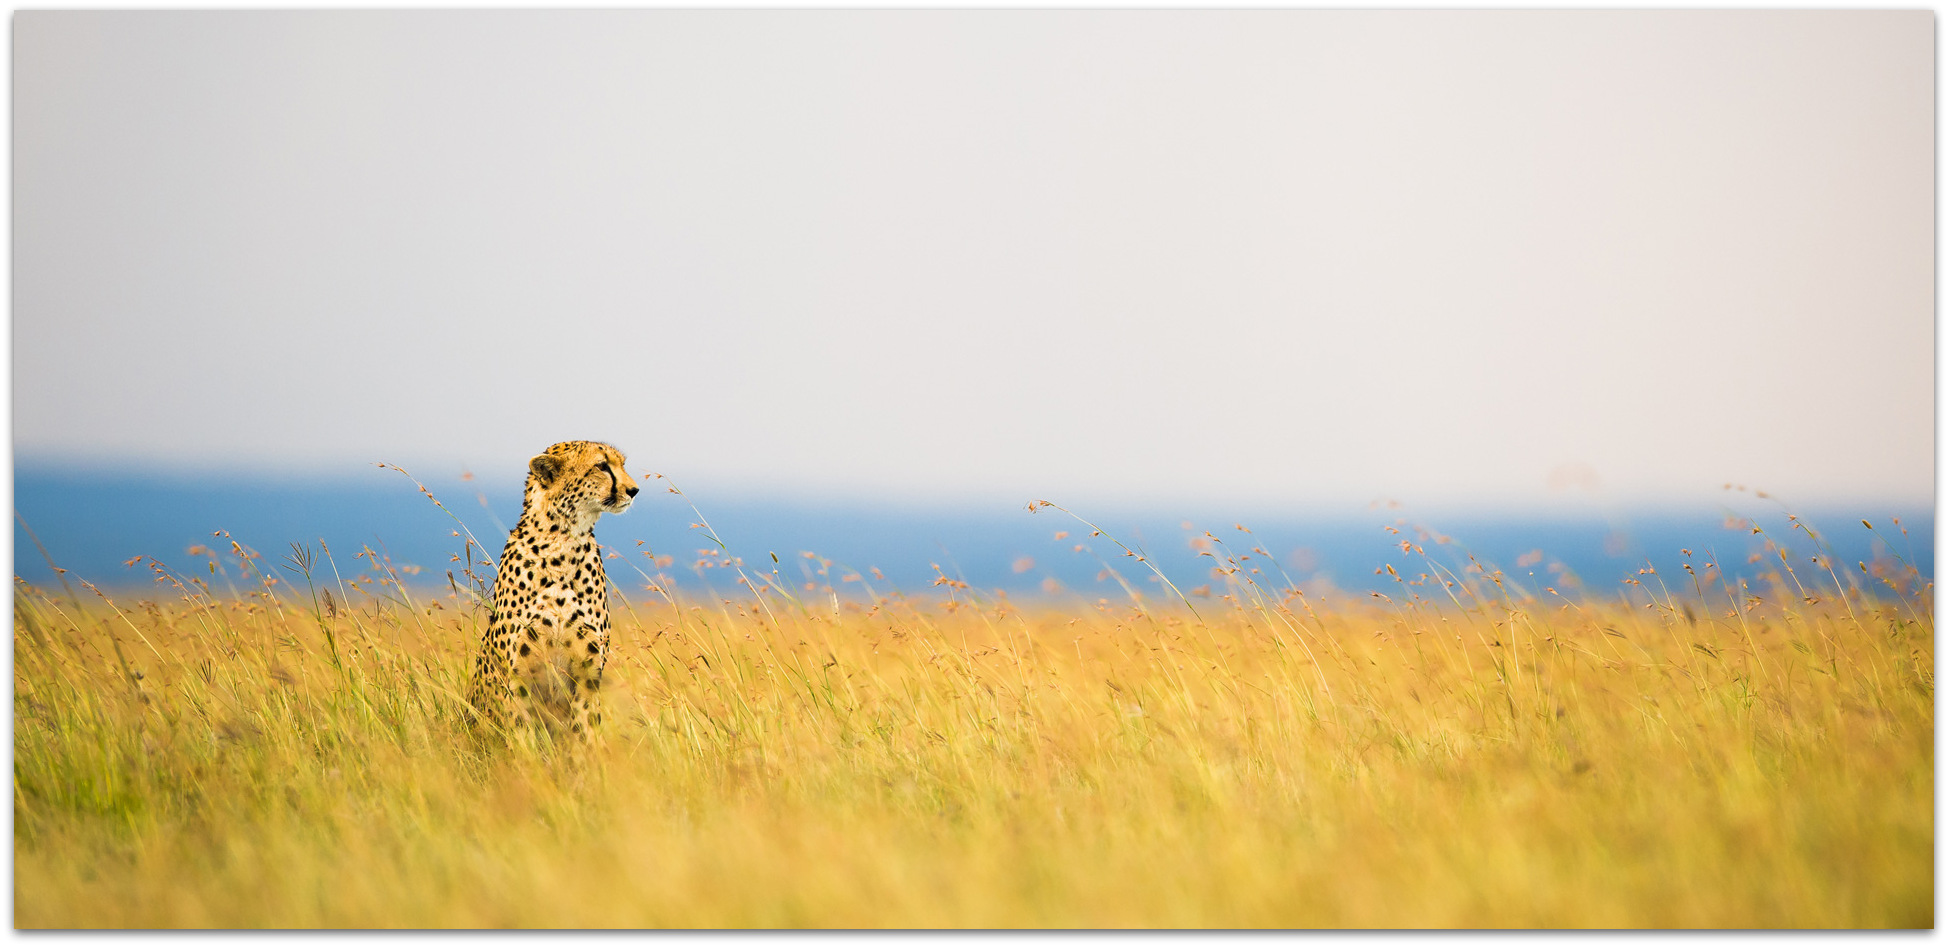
[15,459,1933,601]
[9,448,1930,518]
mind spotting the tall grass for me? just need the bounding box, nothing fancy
[12,505,1933,928]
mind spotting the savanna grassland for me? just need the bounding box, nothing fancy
[12,499,1935,928]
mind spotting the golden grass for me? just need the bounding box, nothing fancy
[11,522,1934,928]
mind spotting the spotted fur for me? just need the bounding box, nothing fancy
[467,440,639,740]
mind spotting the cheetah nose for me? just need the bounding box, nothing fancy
[625,484,639,498]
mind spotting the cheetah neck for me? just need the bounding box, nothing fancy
[518,487,602,541]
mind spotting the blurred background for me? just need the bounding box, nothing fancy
[13,10,1934,600]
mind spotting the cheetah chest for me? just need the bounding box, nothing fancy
[506,549,609,706]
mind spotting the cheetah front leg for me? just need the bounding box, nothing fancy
[566,623,610,739]
[505,620,545,732]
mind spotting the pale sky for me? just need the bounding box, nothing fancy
[12,10,1935,511]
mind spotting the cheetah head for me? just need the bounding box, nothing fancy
[526,440,640,518]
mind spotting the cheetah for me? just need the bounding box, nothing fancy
[467,440,639,740]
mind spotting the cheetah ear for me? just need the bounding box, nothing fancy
[529,453,565,486]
